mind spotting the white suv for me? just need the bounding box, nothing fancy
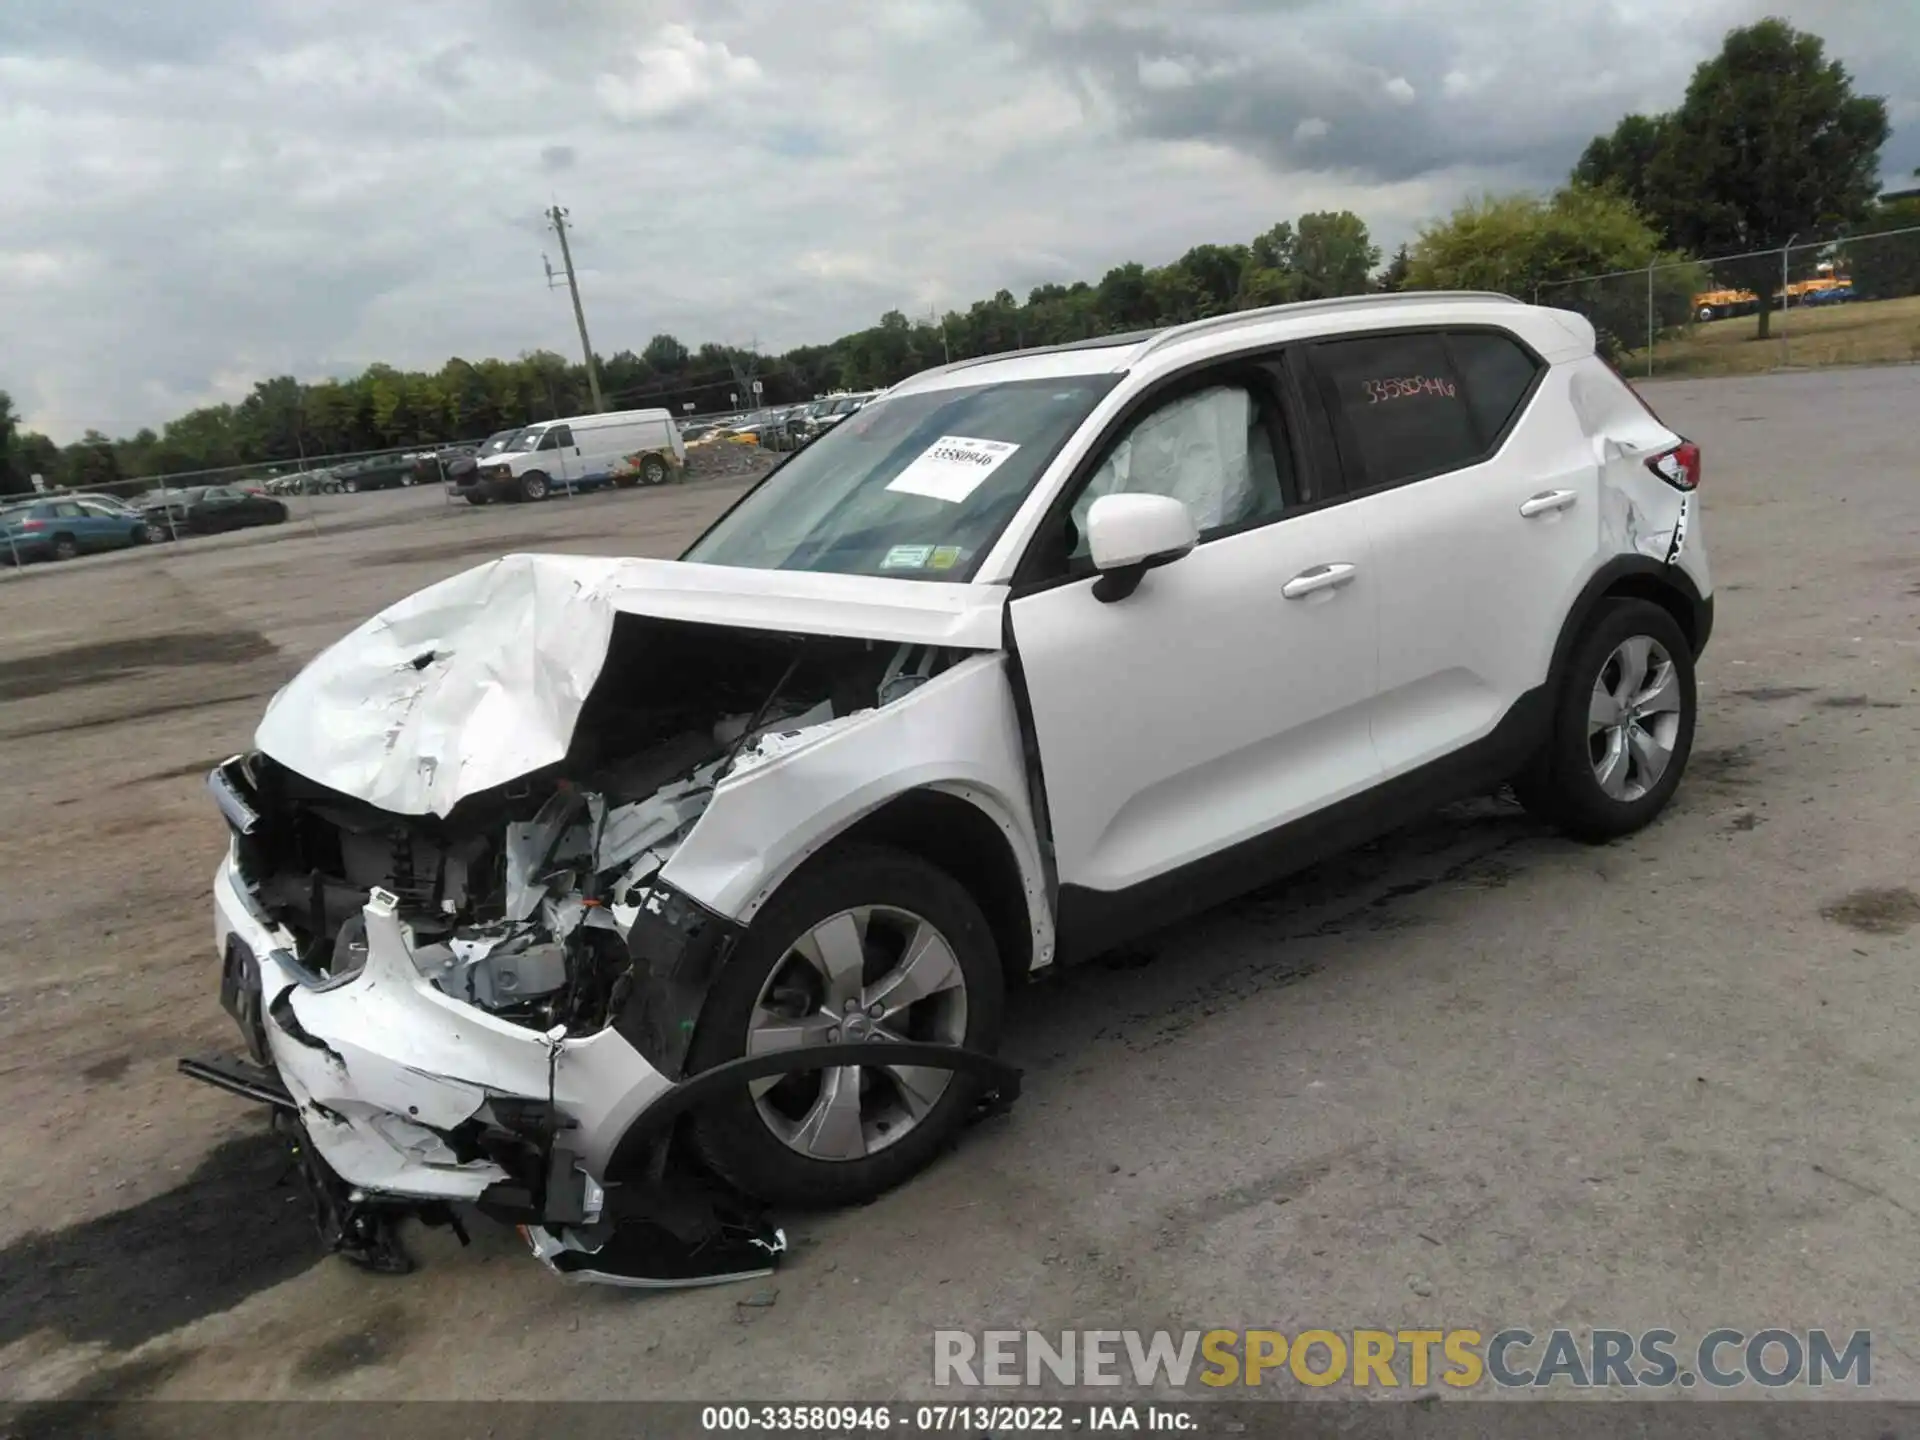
[197,292,1710,1283]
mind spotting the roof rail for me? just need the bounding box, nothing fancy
[1134,290,1522,361]
[901,327,1164,385]
[896,291,1520,388]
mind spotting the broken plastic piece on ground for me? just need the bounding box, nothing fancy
[275,1111,416,1275]
[523,1217,788,1289]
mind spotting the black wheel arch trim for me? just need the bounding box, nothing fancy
[603,1040,1021,1182]
[1549,557,1712,692]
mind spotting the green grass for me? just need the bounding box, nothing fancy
[1631,294,1920,378]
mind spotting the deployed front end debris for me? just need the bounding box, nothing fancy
[185,613,1022,1285]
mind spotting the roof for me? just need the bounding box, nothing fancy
[889,291,1566,396]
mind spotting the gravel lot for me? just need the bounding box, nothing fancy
[2,368,1918,1408]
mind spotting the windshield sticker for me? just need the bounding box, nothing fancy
[929,545,963,571]
[882,544,935,570]
[885,435,1021,504]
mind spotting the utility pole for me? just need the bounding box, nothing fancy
[544,204,605,413]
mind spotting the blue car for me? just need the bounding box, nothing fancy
[1798,284,1856,307]
[0,496,164,564]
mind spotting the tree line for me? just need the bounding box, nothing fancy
[2,18,1903,496]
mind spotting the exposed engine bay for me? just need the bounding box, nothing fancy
[231,615,962,1038]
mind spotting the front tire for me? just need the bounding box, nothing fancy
[1514,598,1696,842]
[687,844,1005,1209]
[519,471,550,502]
[342,478,359,494]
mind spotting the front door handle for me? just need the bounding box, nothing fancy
[1282,562,1358,600]
[1519,489,1579,518]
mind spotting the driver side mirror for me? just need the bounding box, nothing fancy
[1086,493,1198,603]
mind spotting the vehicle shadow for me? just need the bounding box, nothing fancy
[1001,793,1554,1061]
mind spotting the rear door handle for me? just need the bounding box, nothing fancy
[1519,489,1579,518]
[1282,562,1358,599]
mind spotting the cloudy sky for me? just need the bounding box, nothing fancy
[3,0,1917,441]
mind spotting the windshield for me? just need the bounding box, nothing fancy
[481,431,518,454]
[503,426,544,451]
[682,374,1119,581]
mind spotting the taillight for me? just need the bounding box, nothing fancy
[1646,440,1701,492]
[17,518,45,531]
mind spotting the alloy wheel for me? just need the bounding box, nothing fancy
[745,905,969,1161]
[1588,635,1683,802]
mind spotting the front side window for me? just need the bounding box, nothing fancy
[1310,332,1481,489]
[544,425,573,450]
[682,375,1120,581]
[1067,383,1290,564]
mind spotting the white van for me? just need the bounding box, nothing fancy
[461,408,686,504]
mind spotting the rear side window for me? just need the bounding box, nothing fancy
[1447,330,1543,442]
[1310,333,1480,489]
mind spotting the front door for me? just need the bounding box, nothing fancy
[1009,369,1379,904]
[544,424,577,491]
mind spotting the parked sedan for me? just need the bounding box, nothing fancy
[139,484,288,535]
[0,496,165,562]
[334,455,418,493]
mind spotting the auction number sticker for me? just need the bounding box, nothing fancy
[886,435,1021,504]
[1362,375,1457,403]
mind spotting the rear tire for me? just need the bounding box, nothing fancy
[687,844,1005,1209]
[342,479,359,494]
[1514,598,1696,842]
[640,454,669,487]
[51,534,79,562]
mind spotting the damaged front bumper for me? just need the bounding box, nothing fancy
[201,848,738,1279]
[193,844,1020,1285]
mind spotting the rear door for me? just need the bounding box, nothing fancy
[1009,359,1380,902]
[1303,327,1596,776]
[47,500,87,550]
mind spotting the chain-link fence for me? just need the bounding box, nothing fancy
[1534,224,1920,379]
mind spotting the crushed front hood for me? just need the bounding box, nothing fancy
[255,553,1006,816]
